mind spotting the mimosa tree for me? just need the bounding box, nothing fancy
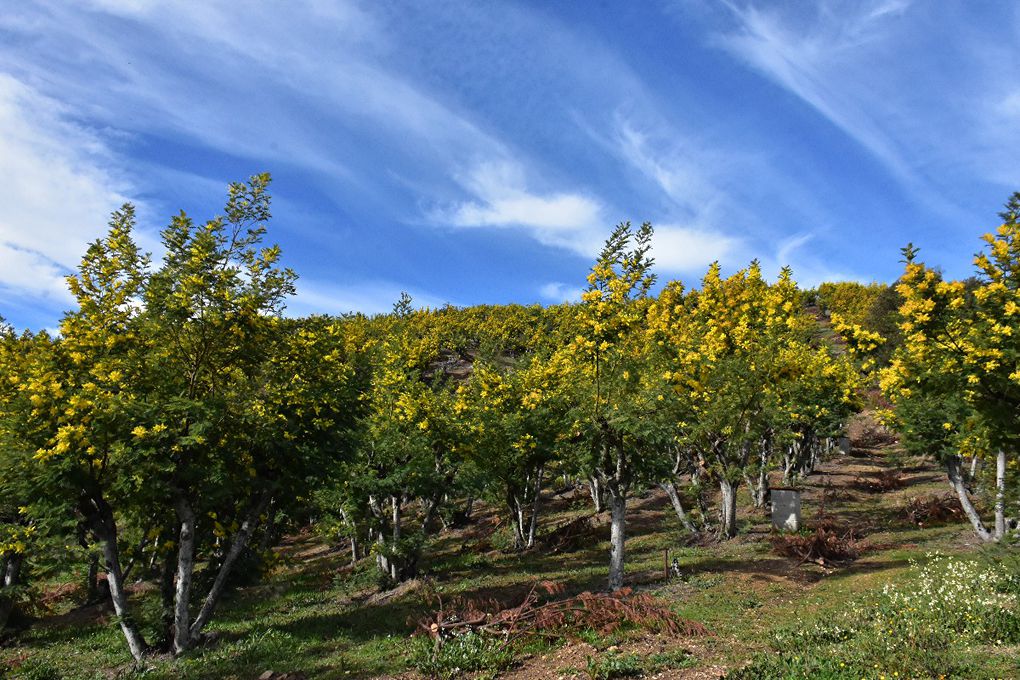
[650,263,826,537]
[877,195,1020,541]
[562,222,663,591]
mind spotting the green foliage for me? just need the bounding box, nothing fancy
[584,650,644,679]
[581,648,696,680]
[410,632,516,679]
[563,221,663,492]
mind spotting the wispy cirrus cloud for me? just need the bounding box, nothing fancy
[0,74,133,311]
[716,1,1020,202]
[290,279,452,318]
[716,1,914,181]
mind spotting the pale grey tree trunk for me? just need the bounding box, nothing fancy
[510,493,526,550]
[374,529,390,576]
[98,522,149,660]
[0,554,23,633]
[588,475,605,513]
[969,454,981,484]
[608,490,626,591]
[947,457,993,541]
[719,479,738,539]
[390,496,401,581]
[660,481,696,533]
[751,438,771,509]
[187,491,271,646]
[420,494,442,534]
[808,438,820,475]
[172,499,196,656]
[526,465,544,549]
[994,450,1007,540]
[782,445,796,484]
[368,496,391,576]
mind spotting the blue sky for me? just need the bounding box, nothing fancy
[1,1,1018,330]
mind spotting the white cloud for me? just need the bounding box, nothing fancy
[289,279,452,317]
[452,193,601,232]
[0,74,133,306]
[539,281,583,303]
[0,243,74,304]
[652,224,742,273]
[440,161,606,255]
[756,232,860,290]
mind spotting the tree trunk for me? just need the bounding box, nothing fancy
[85,553,100,604]
[756,458,770,509]
[751,438,771,509]
[508,490,526,551]
[257,499,278,555]
[660,481,696,533]
[719,479,738,539]
[373,528,390,576]
[744,473,762,509]
[968,454,981,485]
[526,466,544,549]
[420,494,442,534]
[390,496,401,581]
[995,450,1007,540]
[187,491,271,646]
[588,475,605,513]
[782,446,795,485]
[947,457,993,541]
[0,554,24,633]
[97,520,149,660]
[608,490,626,592]
[159,550,176,649]
[172,499,196,656]
[77,524,102,604]
[368,496,392,577]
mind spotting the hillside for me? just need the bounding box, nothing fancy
[3,415,1015,679]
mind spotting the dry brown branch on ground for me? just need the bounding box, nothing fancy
[901,494,963,526]
[413,581,709,650]
[770,522,860,567]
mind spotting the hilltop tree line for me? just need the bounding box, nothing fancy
[1,176,1016,661]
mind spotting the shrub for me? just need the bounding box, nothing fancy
[582,648,696,679]
[410,631,515,679]
[584,651,643,680]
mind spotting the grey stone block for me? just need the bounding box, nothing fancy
[771,488,801,532]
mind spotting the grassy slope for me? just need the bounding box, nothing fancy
[1,428,1012,679]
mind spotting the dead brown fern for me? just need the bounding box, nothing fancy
[771,524,860,567]
[413,580,709,650]
[902,494,963,526]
